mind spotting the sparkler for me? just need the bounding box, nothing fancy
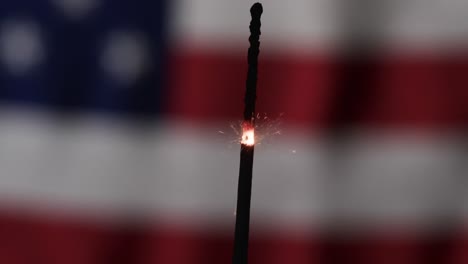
[232,3,262,264]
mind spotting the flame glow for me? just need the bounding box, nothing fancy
[241,123,255,146]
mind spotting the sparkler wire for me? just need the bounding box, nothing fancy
[232,3,263,264]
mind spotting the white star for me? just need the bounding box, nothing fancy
[0,19,45,75]
[100,31,150,85]
[51,0,99,20]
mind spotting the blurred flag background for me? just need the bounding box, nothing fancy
[0,0,467,263]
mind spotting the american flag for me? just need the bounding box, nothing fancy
[0,0,467,263]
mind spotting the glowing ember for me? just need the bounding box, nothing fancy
[241,123,255,146]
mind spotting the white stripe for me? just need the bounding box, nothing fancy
[0,107,467,229]
[171,0,468,51]
[170,0,337,51]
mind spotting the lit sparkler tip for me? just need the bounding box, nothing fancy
[241,122,255,146]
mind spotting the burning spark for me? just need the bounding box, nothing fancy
[253,112,283,145]
[241,122,255,146]
[218,113,283,147]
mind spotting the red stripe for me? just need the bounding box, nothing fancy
[167,48,468,129]
[3,211,468,264]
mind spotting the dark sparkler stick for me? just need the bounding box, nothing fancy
[232,3,262,264]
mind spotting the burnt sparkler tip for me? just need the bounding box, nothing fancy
[250,3,263,18]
